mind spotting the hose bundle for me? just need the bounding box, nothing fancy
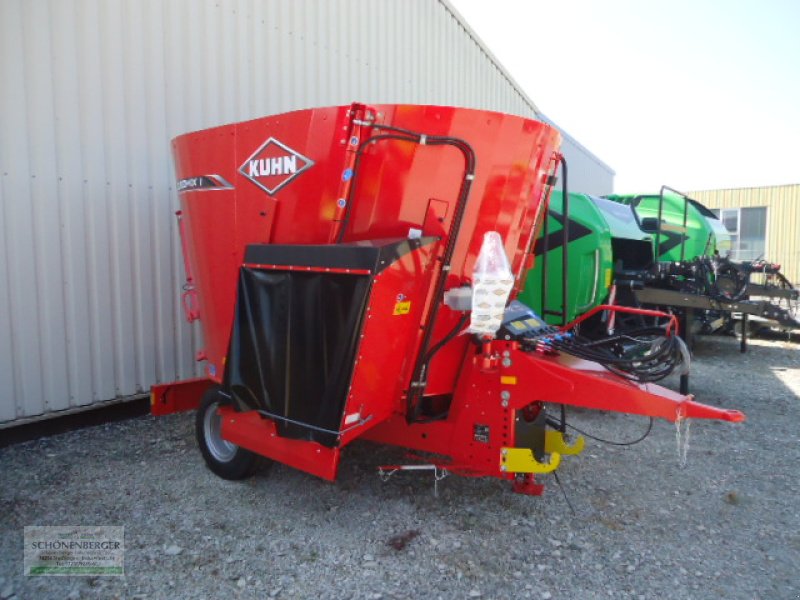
[529,327,688,383]
[515,304,688,383]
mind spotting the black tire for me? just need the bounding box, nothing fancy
[195,386,263,480]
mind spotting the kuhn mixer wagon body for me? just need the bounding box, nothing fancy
[152,103,743,494]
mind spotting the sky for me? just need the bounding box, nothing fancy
[449,0,800,193]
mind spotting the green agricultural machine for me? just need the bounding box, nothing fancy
[606,187,732,263]
[520,187,799,392]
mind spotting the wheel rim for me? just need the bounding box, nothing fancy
[203,401,238,463]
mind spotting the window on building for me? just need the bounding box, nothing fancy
[711,207,767,260]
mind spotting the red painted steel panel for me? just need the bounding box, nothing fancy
[337,242,441,446]
[219,407,340,481]
[150,377,213,416]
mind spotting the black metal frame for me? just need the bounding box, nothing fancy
[628,185,692,261]
[540,155,570,325]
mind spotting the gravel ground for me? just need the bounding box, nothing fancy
[1,335,799,600]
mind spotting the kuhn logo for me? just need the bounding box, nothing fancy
[239,138,314,195]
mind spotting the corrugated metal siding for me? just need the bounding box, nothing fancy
[540,115,615,196]
[689,184,800,285]
[0,0,613,426]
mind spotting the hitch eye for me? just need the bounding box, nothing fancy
[544,430,585,456]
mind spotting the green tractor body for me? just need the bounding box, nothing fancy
[519,191,651,324]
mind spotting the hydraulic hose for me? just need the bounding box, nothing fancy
[532,328,685,383]
[332,119,477,422]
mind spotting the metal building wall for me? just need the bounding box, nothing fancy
[0,0,613,426]
[689,184,800,285]
[539,116,615,196]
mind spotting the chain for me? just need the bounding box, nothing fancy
[675,415,691,468]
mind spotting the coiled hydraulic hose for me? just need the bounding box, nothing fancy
[535,328,688,383]
[534,304,689,383]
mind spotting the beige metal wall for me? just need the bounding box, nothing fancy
[0,0,613,426]
[689,184,800,285]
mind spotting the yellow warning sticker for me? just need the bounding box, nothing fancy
[393,300,411,315]
[500,375,517,385]
[605,268,613,288]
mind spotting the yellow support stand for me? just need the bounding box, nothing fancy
[544,430,585,455]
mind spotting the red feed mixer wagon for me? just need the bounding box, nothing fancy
[151,103,744,495]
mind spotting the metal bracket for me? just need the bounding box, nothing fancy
[377,464,450,496]
[500,447,561,474]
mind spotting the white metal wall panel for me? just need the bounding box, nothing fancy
[0,0,613,426]
[551,127,616,196]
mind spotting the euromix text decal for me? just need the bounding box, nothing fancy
[238,137,315,195]
[176,174,234,193]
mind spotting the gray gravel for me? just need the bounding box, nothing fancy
[2,335,799,599]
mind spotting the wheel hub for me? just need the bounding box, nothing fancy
[203,402,238,463]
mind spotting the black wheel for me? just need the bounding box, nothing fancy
[195,386,264,480]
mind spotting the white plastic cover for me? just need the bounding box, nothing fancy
[468,231,514,336]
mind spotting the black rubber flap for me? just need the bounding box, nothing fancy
[224,267,371,447]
